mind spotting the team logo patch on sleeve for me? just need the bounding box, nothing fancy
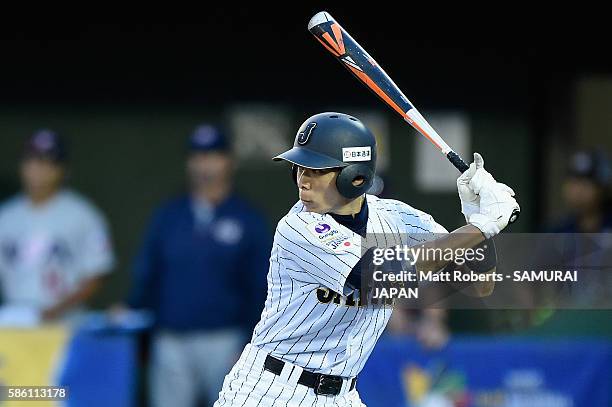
[307,221,355,253]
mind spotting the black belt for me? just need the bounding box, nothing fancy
[264,354,357,396]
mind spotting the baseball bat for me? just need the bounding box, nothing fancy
[308,11,519,224]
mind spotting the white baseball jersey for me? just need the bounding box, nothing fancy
[215,194,446,406]
[0,189,115,311]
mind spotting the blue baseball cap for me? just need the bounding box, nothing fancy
[188,124,230,153]
[568,150,611,187]
[23,129,67,163]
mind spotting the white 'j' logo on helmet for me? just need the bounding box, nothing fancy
[297,122,317,145]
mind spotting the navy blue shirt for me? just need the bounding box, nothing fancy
[331,198,369,289]
[330,197,369,237]
[548,213,612,233]
[128,193,271,332]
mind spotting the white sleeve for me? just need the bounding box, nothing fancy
[419,213,449,235]
[275,213,363,294]
[393,200,449,235]
[77,207,115,278]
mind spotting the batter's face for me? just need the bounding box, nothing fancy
[296,166,355,214]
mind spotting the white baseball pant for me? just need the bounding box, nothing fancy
[214,343,366,406]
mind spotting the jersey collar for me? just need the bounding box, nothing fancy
[329,196,369,237]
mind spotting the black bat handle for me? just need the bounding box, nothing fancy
[446,151,520,224]
[446,151,469,172]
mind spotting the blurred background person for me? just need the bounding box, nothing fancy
[387,309,450,350]
[0,129,115,325]
[549,149,612,233]
[542,149,612,309]
[125,124,271,407]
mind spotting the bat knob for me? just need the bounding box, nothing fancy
[508,209,520,224]
[308,11,335,30]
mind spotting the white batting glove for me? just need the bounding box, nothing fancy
[467,168,520,238]
[457,152,485,222]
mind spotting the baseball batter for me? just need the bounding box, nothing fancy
[214,112,519,406]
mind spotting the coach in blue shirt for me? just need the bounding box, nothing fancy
[127,124,271,407]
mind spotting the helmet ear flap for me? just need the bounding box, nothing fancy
[336,164,374,199]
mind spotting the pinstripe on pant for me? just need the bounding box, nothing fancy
[214,343,366,407]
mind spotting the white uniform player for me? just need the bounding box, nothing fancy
[0,190,114,313]
[0,130,114,325]
[214,113,519,406]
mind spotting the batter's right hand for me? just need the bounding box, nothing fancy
[467,168,520,238]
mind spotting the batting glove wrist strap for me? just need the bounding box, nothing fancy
[468,213,501,239]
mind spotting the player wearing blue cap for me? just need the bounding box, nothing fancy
[0,130,115,325]
[550,150,612,233]
[125,124,272,407]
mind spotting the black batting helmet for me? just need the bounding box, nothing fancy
[273,112,377,199]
